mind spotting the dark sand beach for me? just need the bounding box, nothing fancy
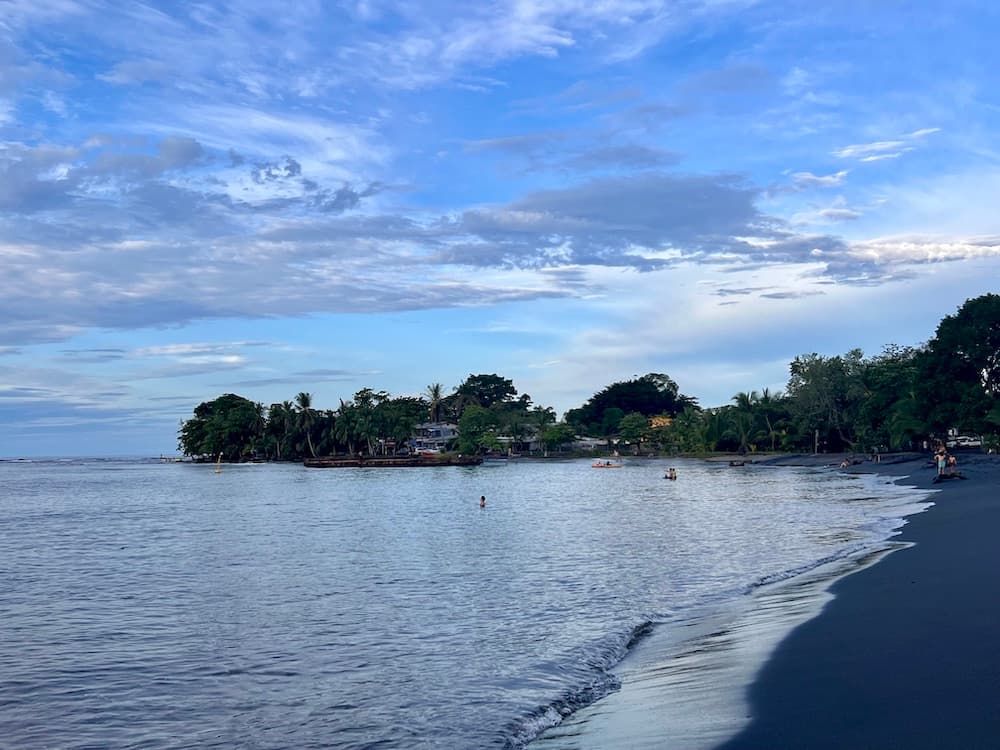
[718,451,1000,749]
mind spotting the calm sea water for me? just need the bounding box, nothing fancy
[0,457,931,749]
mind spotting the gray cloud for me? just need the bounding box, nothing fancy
[229,368,381,388]
[562,145,681,171]
[819,207,862,221]
[507,172,762,248]
[309,183,383,213]
[760,290,826,299]
[808,260,919,286]
[59,348,128,363]
[0,385,57,399]
[81,136,205,179]
[0,143,82,213]
[413,173,772,271]
[465,132,568,156]
[715,287,766,297]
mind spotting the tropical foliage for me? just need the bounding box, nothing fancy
[179,294,1000,459]
[564,373,696,436]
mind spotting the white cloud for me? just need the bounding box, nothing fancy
[791,170,849,188]
[833,140,907,160]
[833,127,940,161]
[132,342,273,358]
[849,235,1000,264]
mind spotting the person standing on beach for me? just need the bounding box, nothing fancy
[936,449,947,477]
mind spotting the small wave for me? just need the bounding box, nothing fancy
[625,620,654,650]
[748,541,877,590]
[502,672,621,749]
[501,620,654,748]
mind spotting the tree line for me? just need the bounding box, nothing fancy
[178,293,1000,460]
[178,374,560,461]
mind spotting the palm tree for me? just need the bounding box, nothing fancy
[757,388,785,451]
[730,391,762,454]
[278,400,295,458]
[249,401,266,457]
[335,399,357,454]
[425,383,444,423]
[295,391,317,458]
[318,409,338,455]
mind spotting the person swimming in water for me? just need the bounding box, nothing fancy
[480,495,486,508]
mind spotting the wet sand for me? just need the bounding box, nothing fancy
[718,451,1000,749]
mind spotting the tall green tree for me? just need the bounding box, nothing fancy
[566,373,696,435]
[786,350,866,451]
[917,293,1000,437]
[425,383,445,423]
[295,391,317,458]
[335,399,357,454]
[350,388,388,454]
[455,373,518,409]
[856,345,924,450]
[178,393,262,460]
[756,388,788,451]
[728,391,764,454]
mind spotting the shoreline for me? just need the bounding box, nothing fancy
[532,459,935,749]
[717,451,1000,749]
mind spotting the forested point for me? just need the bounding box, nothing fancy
[178,294,1000,461]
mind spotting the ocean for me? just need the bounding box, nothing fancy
[0,456,932,748]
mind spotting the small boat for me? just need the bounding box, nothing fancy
[592,460,623,468]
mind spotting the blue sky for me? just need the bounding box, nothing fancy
[2,1,999,456]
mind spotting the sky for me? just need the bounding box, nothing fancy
[2,0,999,456]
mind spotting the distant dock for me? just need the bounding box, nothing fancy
[304,454,483,468]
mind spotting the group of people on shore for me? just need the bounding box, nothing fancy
[934,445,959,478]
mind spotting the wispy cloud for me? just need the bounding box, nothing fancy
[833,128,940,162]
[790,170,849,189]
[820,207,862,221]
[132,342,274,358]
